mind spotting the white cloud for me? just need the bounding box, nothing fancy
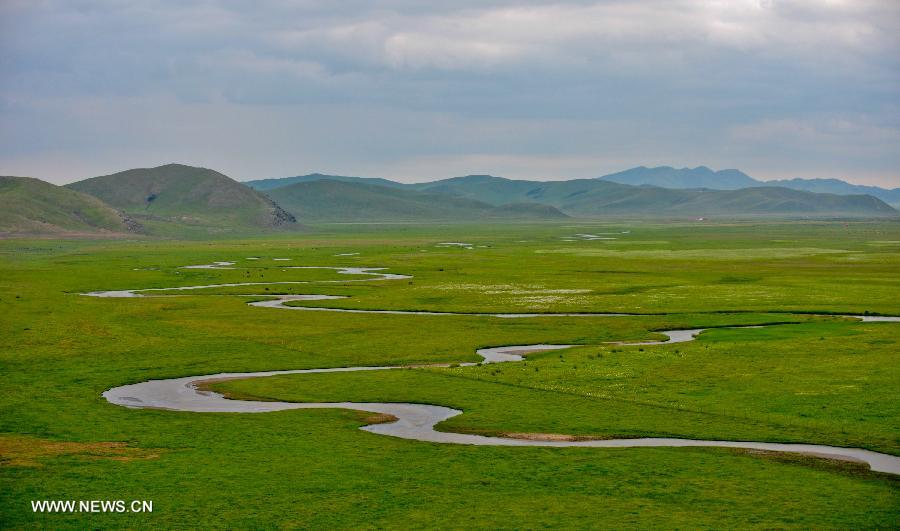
[261,1,899,72]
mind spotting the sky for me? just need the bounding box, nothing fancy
[1,0,899,186]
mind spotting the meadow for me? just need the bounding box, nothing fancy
[1,220,898,528]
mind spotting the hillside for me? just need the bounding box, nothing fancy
[411,175,897,217]
[246,173,405,191]
[67,164,297,233]
[598,166,900,206]
[600,166,758,189]
[764,178,900,206]
[0,176,137,236]
[558,185,897,217]
[264,179,568,221]
[409,175,541,204]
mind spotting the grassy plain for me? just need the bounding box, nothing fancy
[1,220,899,528]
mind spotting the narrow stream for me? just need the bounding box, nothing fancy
[92,262,900,474]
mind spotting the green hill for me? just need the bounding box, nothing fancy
[0,176,137,236]
[677,187,897,216]
[67,164,297,234]
[246,173,406,191]
[264,179,568,222]
[409,175,542,205]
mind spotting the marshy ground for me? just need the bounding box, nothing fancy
[1,220,898,528]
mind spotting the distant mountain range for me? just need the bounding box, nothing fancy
[1,164,896,237]
[598,166,900,206]
[249,171,897,218]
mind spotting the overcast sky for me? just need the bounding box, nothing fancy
[1,0,899,186]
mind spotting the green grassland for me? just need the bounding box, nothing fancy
[1,220,899,528]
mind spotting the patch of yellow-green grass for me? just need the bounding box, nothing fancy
[0,435,161,467]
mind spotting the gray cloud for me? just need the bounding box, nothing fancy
[1,0,899,185]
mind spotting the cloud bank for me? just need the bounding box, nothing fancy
[1,0,898,185]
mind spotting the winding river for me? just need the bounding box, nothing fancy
[89,262,900,474]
